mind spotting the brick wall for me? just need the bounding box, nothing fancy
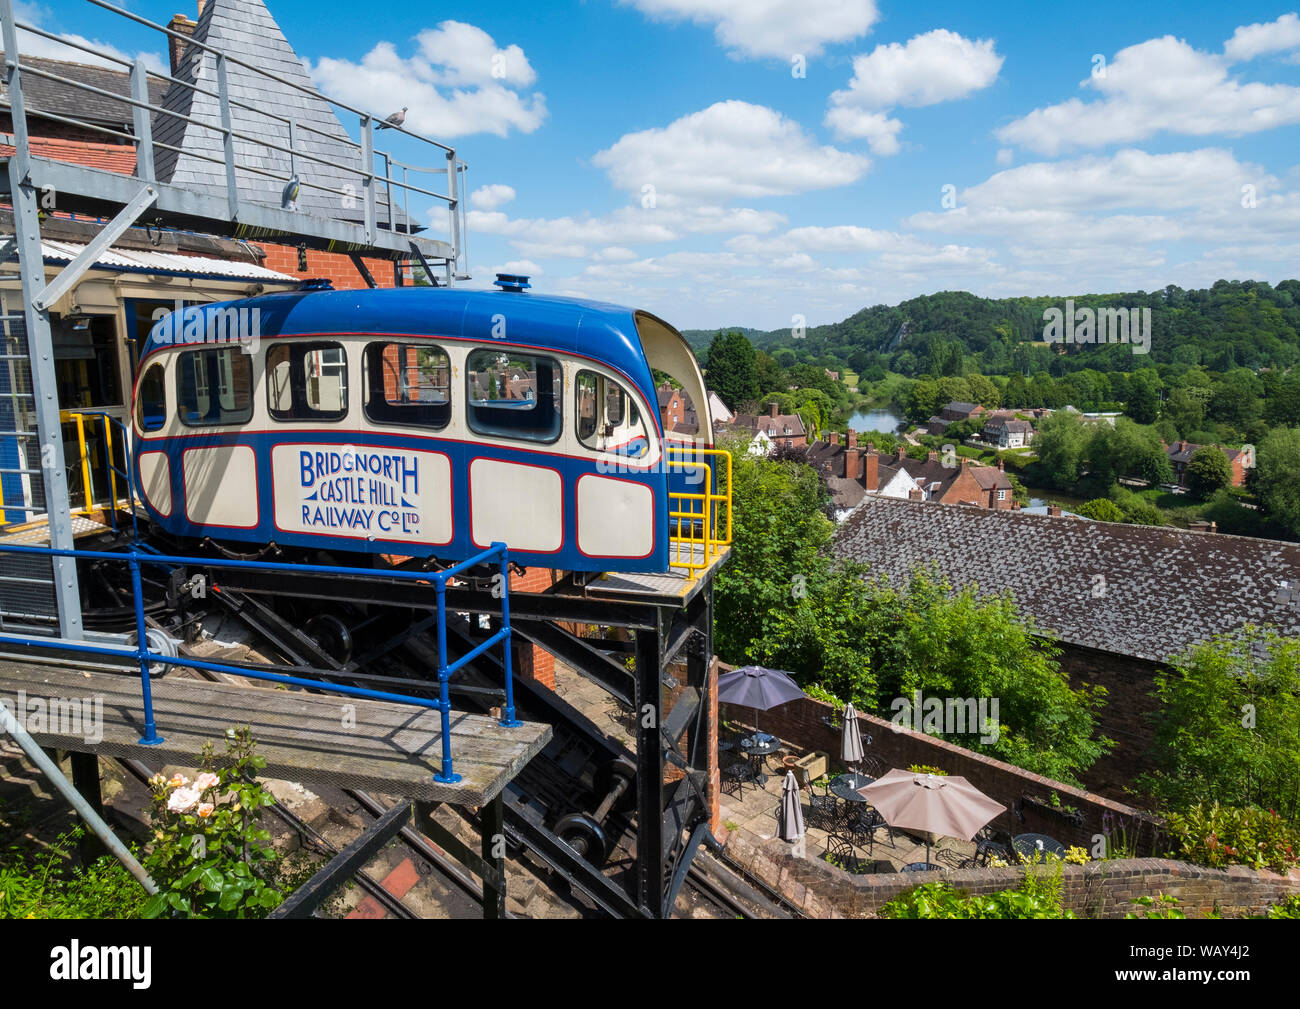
[509,566,561,689]
[724,825,1300,918]
[722,694,1160,852]
[1056,643,1163,796]
[254,243,401,290]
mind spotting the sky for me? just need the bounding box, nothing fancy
[21,1,1300,330]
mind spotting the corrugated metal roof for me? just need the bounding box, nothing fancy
[36,238,298,283]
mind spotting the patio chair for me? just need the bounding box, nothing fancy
[823,834,864,875]
[806,782,839,831]
[974,828,1017,866]
[844,806,896,856]
[721,759,757,799]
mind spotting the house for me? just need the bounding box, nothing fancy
[804,430,917,519]
[707,390,734,426]
[883,448,1016,510]
[1166,440,1252,488]
[731,402,807,453]
[989,418,1034,449]
[656,382,700,440]
[832,495,1300,792]
[939,401,986,423]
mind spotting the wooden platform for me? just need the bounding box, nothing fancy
[0,662,551,805]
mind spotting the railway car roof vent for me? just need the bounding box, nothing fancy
[298,278,334,291]
[494,273,531,292]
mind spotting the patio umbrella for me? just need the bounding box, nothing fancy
[840,703,868,789]
[857,769,1006,865]
[778,770,805,842]
[716,665,805,739]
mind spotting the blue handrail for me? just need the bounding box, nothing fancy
[0,540,520,784]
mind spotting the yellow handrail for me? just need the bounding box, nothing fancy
[665,445,732,578]
[59,410,133,517]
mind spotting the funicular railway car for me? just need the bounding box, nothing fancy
[130,278,728,575]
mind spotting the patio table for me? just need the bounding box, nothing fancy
[741,735,781,784]
[901,862,943,872]
[1013,833,1067,863]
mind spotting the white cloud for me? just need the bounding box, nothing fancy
[11,1,165,72]
[592,100,869,203]
[826,30,1002,152]
[594,247,640,261]
[619,0,878,59]
[495,259,543,276]
[309,22,546,139]
[961,148,1264,213]
[1224,12,1300,62]
[996,148,1013,166]
[728,224,912,254]
[470,184,516,210]
[998,34,1300,154]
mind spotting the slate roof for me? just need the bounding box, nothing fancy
[152,0,409,228]
[832,495,1300,662]
[969,466,1013,491]
[0,52,167,129]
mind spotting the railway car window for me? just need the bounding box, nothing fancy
[136,362,167,432]
[575,369,648,458]
[363,342,451,429]
[466,349,562,443]
[266,342,348,422]
[176,348,253,426]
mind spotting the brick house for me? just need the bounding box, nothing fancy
[1166,440,1252,488]
[731,402,807,453]
[832,496,1300,792]
[939,401,986,423]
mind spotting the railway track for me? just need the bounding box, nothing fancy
[131,574,795,919]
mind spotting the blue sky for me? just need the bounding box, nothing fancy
[25,1,1300,329]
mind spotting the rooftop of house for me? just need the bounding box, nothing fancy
[969,465,1014,491]
[833,494,1300,662]
[997,419,1035,434]
[944,401,983,415]
[0,52,167,129]
[733,409,807,438]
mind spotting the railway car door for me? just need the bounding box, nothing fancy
[572,368,658,561]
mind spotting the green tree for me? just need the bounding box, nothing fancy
[1077,498,1125,522]
[1185,446,1232,498]
[1254,427,1300,537]
[1140,628,1300,819]
[1125,372,1160,424]
[1032,411,1091,486]
[705,331,760,410]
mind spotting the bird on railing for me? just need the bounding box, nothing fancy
[377,107,407,130]
[281,173,300,211]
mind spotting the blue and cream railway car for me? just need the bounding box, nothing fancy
[130,280,725,574]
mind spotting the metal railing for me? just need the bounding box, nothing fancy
[59,409,137,537]
[666,446,732,578]
[0,541,520,784]
[0,0,468,277]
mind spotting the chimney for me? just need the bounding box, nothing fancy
[847,429,857,449]
[927,450,938,462]
[998,458,1005,471]
[845,448,861,482]
[768,402,778,419]
[168,14,198,74]
[830,432,839,446]
[863,452,878,491]
[909,487,924,501]
[1047,504,1062,517]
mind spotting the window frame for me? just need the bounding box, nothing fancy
[361,340,453,431]
[175,347,254,428]
[136,360,168,432]
[573,366,650,459]
[464,347,564,445]
[265,340,350,424]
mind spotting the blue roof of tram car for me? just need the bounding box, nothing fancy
[140,286,659,406]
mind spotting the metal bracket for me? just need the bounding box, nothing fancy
[408,240,440,287]
[32,184,159,310]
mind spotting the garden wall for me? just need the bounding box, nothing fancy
[722,824,1300,919]
[721,694,1160,852]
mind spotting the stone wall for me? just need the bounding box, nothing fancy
[723,825,1300,919]
[721,694,1160,852]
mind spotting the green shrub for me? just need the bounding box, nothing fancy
[0,827,147,919]
[881,867,1074,919]
[1162,802,1300,873]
